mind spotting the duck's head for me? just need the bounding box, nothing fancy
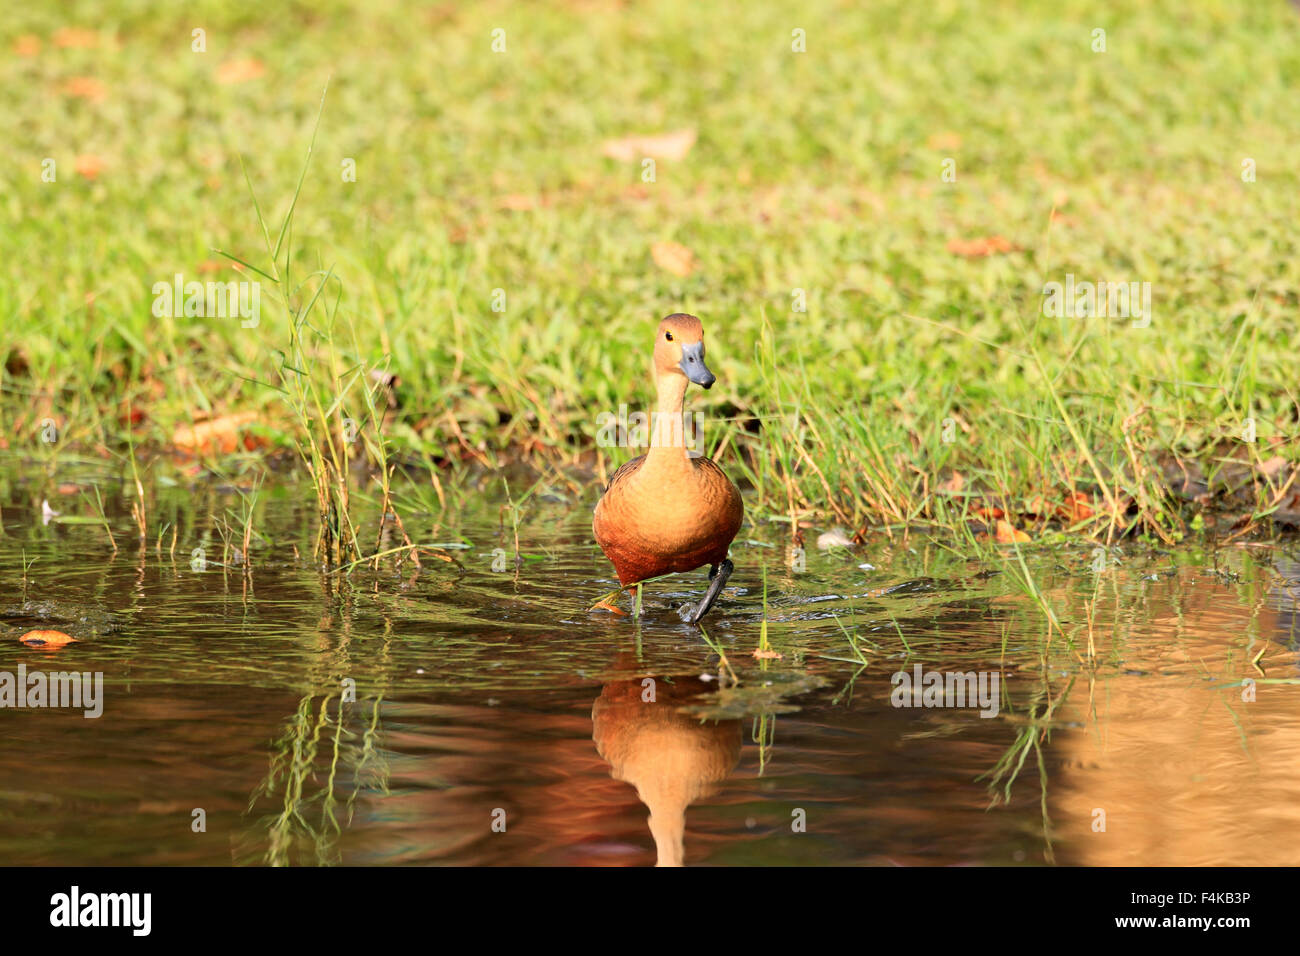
[653,313,715,389]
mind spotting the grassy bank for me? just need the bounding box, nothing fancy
[3,0,1300,554]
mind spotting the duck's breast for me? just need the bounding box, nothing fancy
[594,455,742,584]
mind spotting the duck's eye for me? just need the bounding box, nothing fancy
[665,332,673,341]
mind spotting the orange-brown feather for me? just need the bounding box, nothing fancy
[593,454,743,586]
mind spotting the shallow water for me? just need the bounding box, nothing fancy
[1,464,1298,866]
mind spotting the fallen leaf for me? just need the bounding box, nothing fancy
[216,58,265,84]
[973,506,1005,520]
[62,76,105,101]
[994,519,1031,544]
[497,194,542,211]
[74,155,103,180]
[172,412,260,456]
[602,128,696,163]
[926,131,962,150]
[937,471,965,494]
[1260,456,1288,480]
[590,596,628,616]
[817,527,854,550]
[651,240,695,277]
[117,406,146,426]
[1064,491,1094,522]
[19,629,76,648]
[946,235,1017,258]
[54,28,99,48]
[14,34,41,57]
[1027,491,1094,522]
[752,648,784,660]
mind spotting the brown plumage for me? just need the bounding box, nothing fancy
[593,314,743,621]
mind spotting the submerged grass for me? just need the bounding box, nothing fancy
[3,0,1300,559]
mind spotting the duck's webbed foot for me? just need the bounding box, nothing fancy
[679,559,734,625]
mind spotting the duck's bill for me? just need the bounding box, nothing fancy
[679,343,716,389]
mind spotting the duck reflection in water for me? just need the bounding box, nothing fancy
[592,675,741,867]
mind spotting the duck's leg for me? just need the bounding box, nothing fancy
[679,559,734,625]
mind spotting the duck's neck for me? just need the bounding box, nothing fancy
[646,371,690,469]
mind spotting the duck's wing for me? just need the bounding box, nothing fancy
[602,454,647,495]
[693,455,732,485]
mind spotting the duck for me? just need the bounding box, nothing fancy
[592,313,744,623]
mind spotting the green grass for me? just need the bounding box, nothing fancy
[3,0,1300,552]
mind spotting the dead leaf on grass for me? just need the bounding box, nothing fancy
[651,240,695,277]
[172,412,261,456]
[602,128,696,162]
[54,28,99,49]
[74,155,104,180]
[946,235,1017,258]
[937,471,965,494]
[994,519,1031,544]
[217,58,265,84]
[62,76,105,101]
